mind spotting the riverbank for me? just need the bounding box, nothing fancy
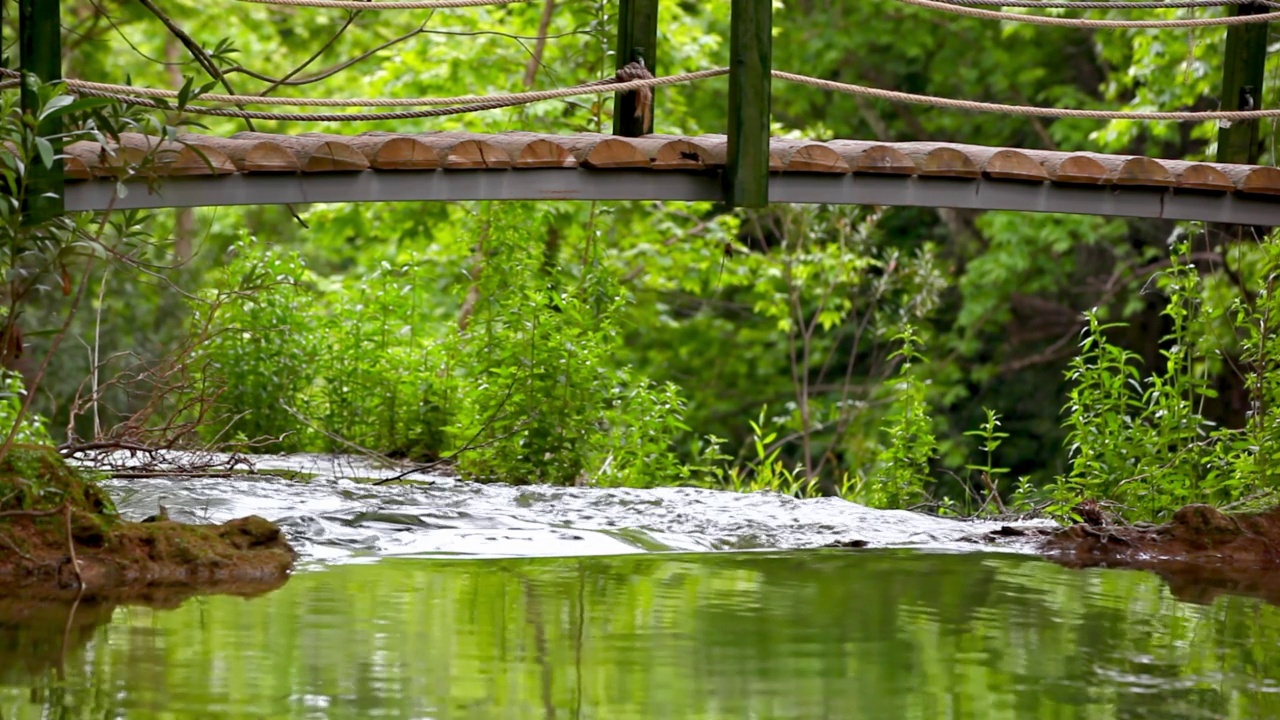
[1039,501,1280,606]
[0,446,294,600]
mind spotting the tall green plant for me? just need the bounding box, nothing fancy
[193,240,318,447]
[870,326,937,508]
[1057,242,1241,520]
[445,205,689,486]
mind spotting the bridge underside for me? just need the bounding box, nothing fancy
[60,132,1280,225]
[63,170,1280,225]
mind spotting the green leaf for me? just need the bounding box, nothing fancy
[34,137,54,169]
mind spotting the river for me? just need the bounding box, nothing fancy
[1,455,1277,718]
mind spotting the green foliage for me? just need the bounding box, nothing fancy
[190,205,690,486]
[25,0,1280,517]
[1055,235,1280,521]
[711,409,814,496]
[0,371,52,447]
[868,327,937,509]
[194,240,318,446]
[440,205,689,485]
[306,261,447,458]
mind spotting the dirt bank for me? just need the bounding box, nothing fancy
[0,445,294,600]
[1039,501,1280,606]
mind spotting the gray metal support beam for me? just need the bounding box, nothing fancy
[60,171,1280,226]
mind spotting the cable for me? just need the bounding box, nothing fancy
[19,69,728,122]
[8,73,621,107]
[772,70,1280,120]
[934,0,1279,8]
[14,65,1280,123]
[895,0,1280,26]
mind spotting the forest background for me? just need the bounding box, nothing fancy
[4,0,1280,521]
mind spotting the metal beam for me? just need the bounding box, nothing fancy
[18,0,63,221]
[60,171,1280,226]
[1217,2,1269,164]
[726,0,771,209]
[612,0,659,137]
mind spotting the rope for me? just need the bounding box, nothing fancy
[14,66,1280,123]
[14,68,727,122]
[7,72,630,107]
[896,0,1280,25]
[935,0,1279,7]
[236,0,533,8]
[772,70,1280,120]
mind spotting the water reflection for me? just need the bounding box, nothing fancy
[3,550,1280,719]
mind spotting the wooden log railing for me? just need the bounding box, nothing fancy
[55,133,1280,197]
[57,132,1280,215]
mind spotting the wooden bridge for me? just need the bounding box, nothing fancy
[10,0,1280,224]
[61,132,1280,225]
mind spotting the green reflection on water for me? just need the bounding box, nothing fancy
[3,549,1280,719]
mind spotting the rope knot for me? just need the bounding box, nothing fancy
[615,60,654,130]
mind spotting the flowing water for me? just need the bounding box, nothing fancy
[2,455,1280,719]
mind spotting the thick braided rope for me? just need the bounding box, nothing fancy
[13,72,626,107]
[35,69,729,122]
[772,70,1280,120]
[17,66,1280,122]
[237,0,532,8]
[936,0,1278,7]
[896,0,1280,25]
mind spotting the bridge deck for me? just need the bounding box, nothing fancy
[60,132,1280,224]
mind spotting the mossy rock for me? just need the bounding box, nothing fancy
[0,444,114,517]
[0,446,295,600]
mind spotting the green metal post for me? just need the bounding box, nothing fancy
[1216,2,1268,165]
[19,0,63,221]
[726,0,771,209]
[613,0,659,136]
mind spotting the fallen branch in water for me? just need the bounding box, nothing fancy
[373,422,528,485]
[103,470,238,479]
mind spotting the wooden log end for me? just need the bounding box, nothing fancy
[1236,166,1280,196]
[1115,157,1175,187]
[60,142,94,180]
[510,138,578,169]
[784,144,849,174]
[368,136,442,171]
[984,149,1049,182]
[1051,155,1111,185]
[578,137,651,169]
[240,141,302,173]
[63,155,91,180]
[65,142,144,178]
[442,140,512,170]
[849,145,916,175]
[166,142,237,176]
[300,140,369,173]
[1174,163,1233,193]
[916,147,981,178]
[652,139,712,170]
